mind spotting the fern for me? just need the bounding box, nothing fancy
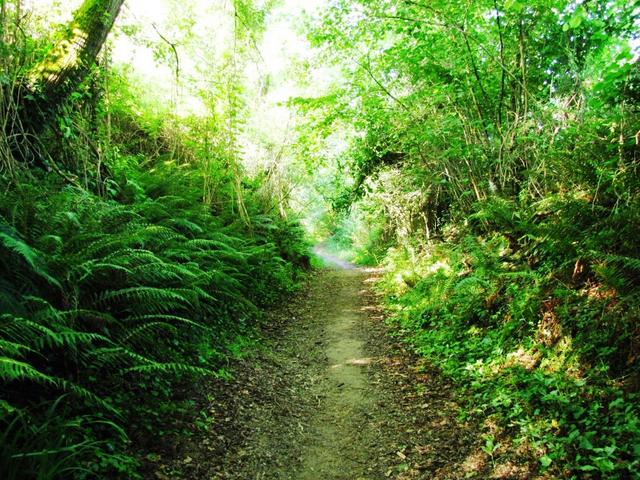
[155,195,193,209]
[93,286,192,313]
[0,221,60,288]
[34,234,63,255]
[59,309,118,328]
[161,217,204,236]
[81,347,154,369]
[1,315,60,350]
[76,235,132,259]
[189,286,218,306]
[0,399,18,414]
[135,224,183,244]
[0,398,126,480]
[133,200,171,222]
[606,254,640,273]
[125,314,211,331]
[101,248,161,266]
[187,238,242,252]
[76,262,133,285]
[0,148,307,477]
[119,321,178,345]
[127,261,194,284]
[126,362,212,377]
[34,330,109,351]
[0,340,36,358]
[594,254,640,292]
[93,205,142,230]
[0,357,61,388]
[1,314,111,366]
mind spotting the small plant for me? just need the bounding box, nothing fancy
[481,434,500,468]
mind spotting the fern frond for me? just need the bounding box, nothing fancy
[162,248,193,262]
[190,286,218,306]
[80,347,149,369]
[40,331,110,350]
[453,276,491,294]
[0,357,60,387]
[77,236,130,259]
[133,200,170,221]
[161,217,204,236]
[76,262,133,285]
[51,210,82,230]
[0,399,18,414]
[1,315,61,349]
[0,222,60,288]
[119,322,177,345]
[155,195,191,209]
[35,234,63,254]
[93,287,192,313]
[606,254,640,272]
[126,362,212,377]
[202,270,243,292]
[125,314,211,331]
[0,340,36,358]
[59,309,118,329]
[136,224,183,243]
[94,205,142,231]
[101,248,160,266]
[187,239,240,252]
[1,315,109,352]
[127,262,194,284]
[22,296,63,321]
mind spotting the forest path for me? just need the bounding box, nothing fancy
[146,251,500,479]
[296,251,382,478]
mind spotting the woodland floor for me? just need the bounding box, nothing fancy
[140,251,541,480]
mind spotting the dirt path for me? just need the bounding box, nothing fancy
[142,253,537,479]
[297,265,380,478]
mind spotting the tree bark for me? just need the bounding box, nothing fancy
[23,0,125,128]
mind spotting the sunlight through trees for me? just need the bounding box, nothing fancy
[0,0,639,477]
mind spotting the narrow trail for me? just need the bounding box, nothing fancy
[145,252,535,479]
[298,257,379,478]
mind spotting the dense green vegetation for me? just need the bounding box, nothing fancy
[299,0,640,477]
[1,0,308,477]
[2,0,640,478]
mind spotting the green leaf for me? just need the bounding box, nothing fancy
[568,6,586,29]
[579,436,594,450]
[579,465,598,471]
[540,455,552,467]
[504,0,524,12]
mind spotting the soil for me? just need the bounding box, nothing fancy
[141,250,540,480]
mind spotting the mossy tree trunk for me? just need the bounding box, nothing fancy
[24,0,125,128]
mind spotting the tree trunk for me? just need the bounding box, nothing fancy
[23,0,125,128]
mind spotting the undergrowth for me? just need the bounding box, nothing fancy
[0,163,309,477]
[0,1,313,473]
[0,30,310,476]
[378,196,640,478]
[309,2,640,476]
